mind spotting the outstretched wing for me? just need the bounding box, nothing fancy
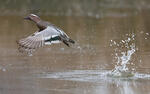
[17,26,62,53]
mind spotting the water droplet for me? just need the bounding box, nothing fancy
[2,68,6,72]
[110,33,136,77]
[96,14,100,19]
[146,33,149,35]
[60,48,65,51]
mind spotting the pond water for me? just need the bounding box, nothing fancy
[0,0,150,94]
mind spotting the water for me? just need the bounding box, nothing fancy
[38,33,150,80]
[0,0,150,94]
[37,33,150,82]
[109,34,136,77]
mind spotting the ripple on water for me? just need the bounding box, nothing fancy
[37,70,150,83]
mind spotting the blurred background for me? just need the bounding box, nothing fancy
[0,0,150,94]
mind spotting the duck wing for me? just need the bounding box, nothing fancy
[17,26,62,52]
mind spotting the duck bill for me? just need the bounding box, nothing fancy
[24,17,30,20]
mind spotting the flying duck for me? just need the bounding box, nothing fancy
[17,14,75,54]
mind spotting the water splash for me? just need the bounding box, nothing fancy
[109,33,136,77]
[36,33,150,81]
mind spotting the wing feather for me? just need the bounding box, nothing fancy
[17,25,74,55]
[17,26,62,51]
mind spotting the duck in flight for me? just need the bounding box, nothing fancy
[17,14,75,54]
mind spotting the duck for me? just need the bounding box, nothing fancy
[17,14,75,54]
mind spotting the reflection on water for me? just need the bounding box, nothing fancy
[37,70,150,94]
[0,0,150,94]
[37,70,150,81]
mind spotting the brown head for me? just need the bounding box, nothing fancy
[24,14,41,23]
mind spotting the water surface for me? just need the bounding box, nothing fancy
[0,0,150,94]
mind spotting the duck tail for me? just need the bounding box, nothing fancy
[63,41,70,47]
[62,38,75,47]
[68,38,75,44]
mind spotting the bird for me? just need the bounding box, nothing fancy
[17,14,75,54]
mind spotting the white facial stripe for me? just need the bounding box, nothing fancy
[30,14,38,17]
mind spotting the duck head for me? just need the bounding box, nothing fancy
[24,14,41,23]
